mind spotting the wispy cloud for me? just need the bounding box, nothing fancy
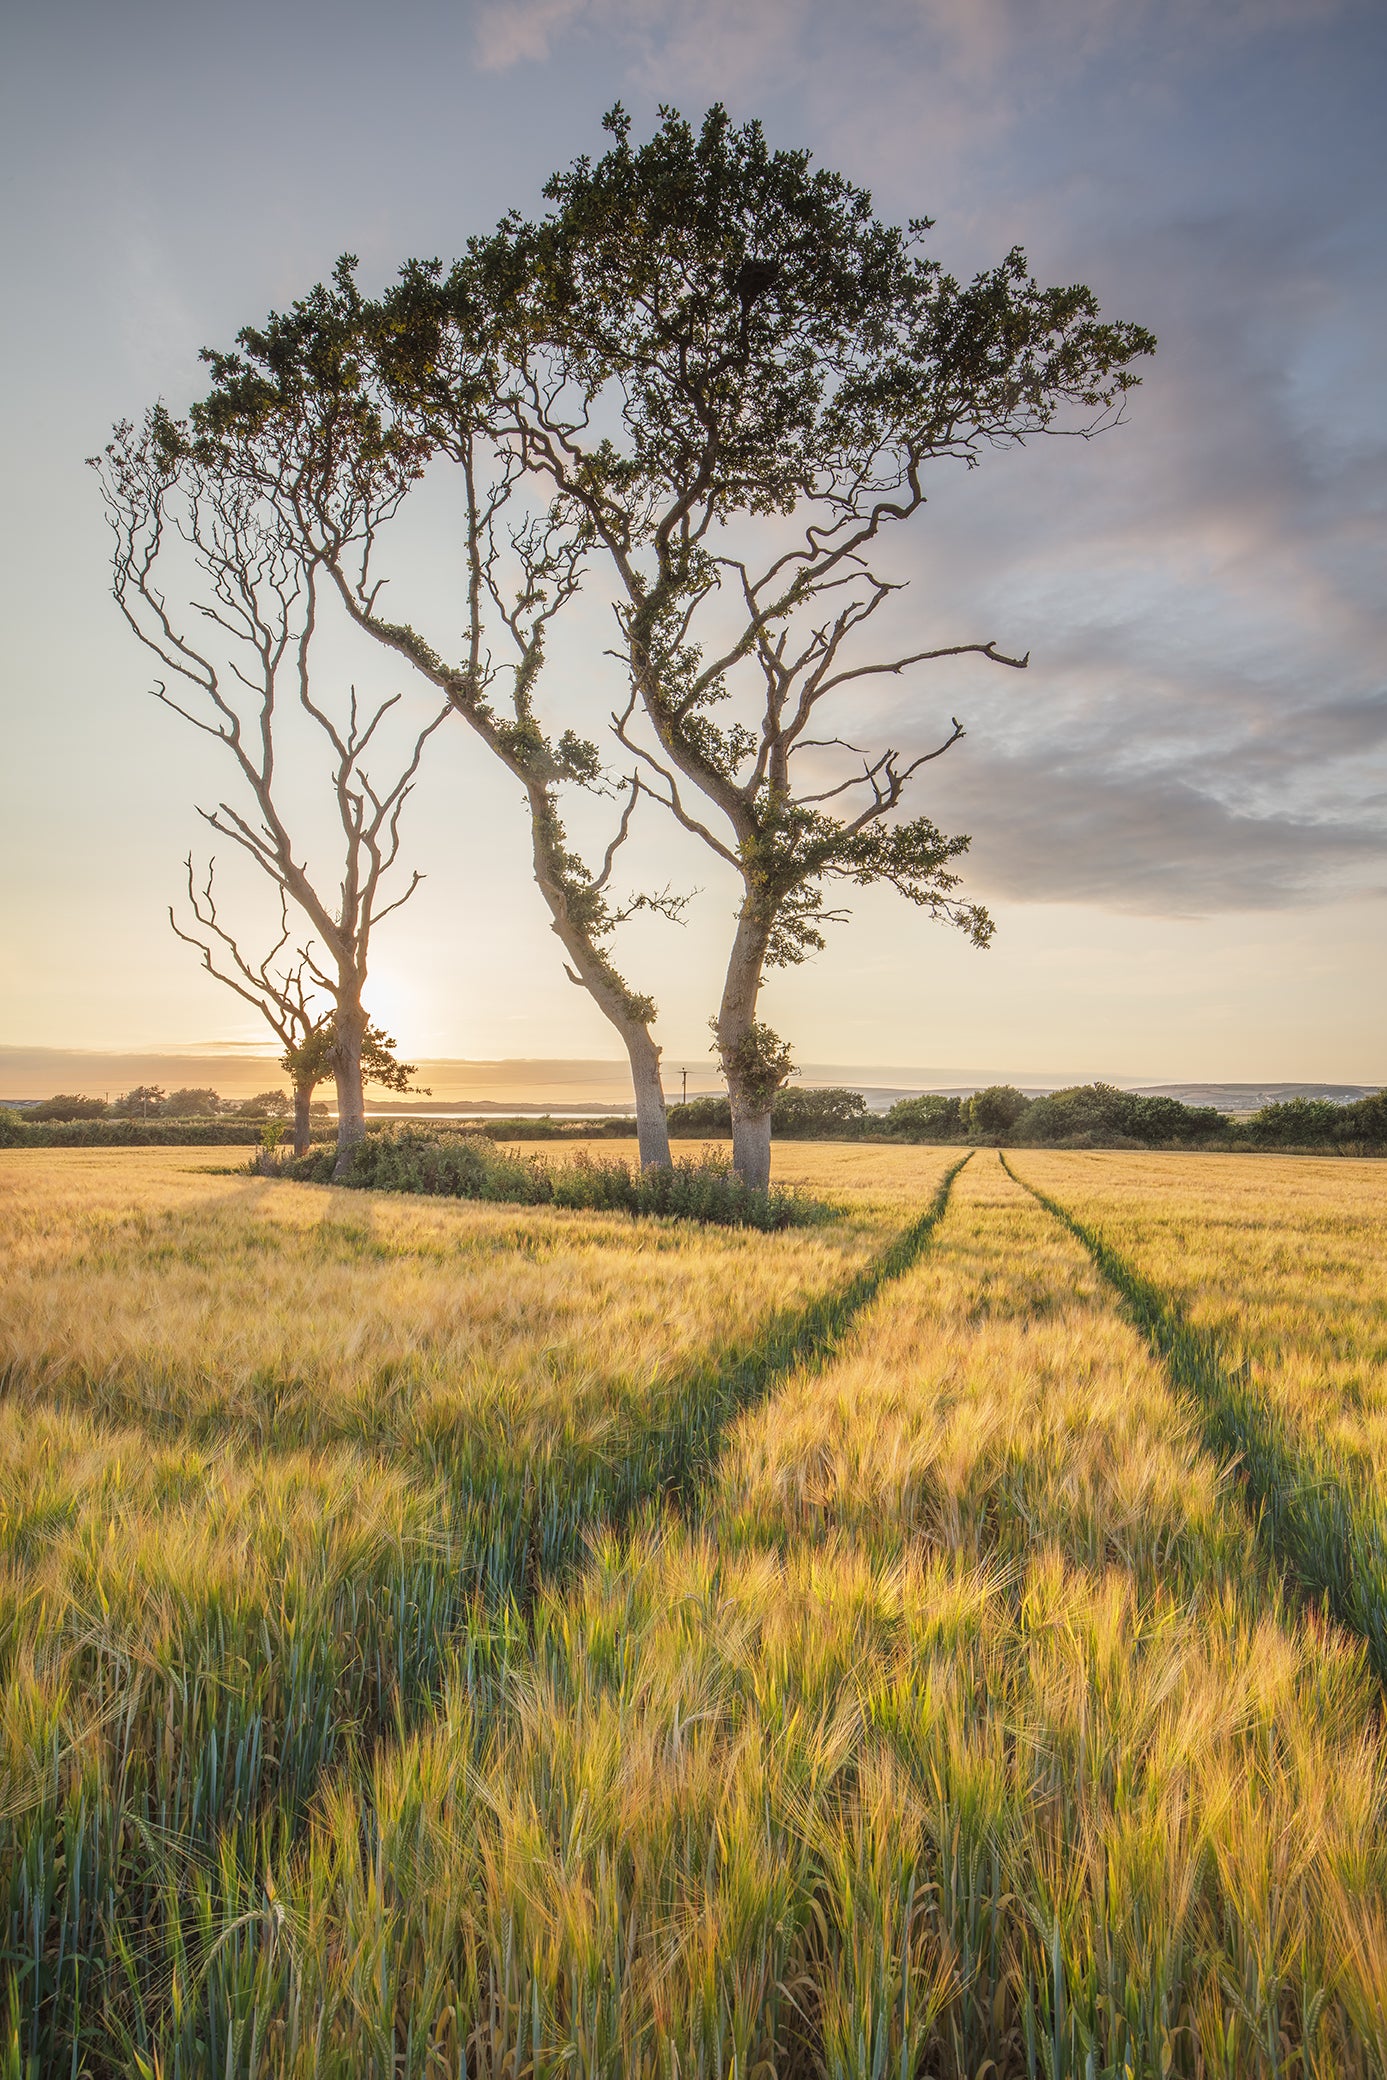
[473,0,1348,79]
[474,0,592,69]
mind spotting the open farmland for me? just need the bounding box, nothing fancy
[3,1145,1387,2075]
[1010,1152,1387,1684]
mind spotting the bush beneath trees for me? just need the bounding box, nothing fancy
[271,1128,825,1229]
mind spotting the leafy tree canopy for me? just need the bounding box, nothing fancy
[463,103,1154,523]
[769,1085,868,1135]
[1242,1097,1348,1147]
[110,1085,165,1117]
[885,1092,964,1142]
[26,1095,110,1123]
[284,1021,428,1097]
[1022,1083,1223,1147]
[237,1090,292,1118]
[163,1086,223,1117]
[186,106,1154,981]
[966,1085,1033,1138]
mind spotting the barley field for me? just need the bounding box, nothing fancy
[3,1142,1387,2076]
[1010,1151,1387,1683]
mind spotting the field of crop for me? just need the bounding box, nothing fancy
[3,1143,1387,2076]
[1010,1152,1387,1684]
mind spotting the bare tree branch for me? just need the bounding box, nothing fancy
[92,413,438,1169]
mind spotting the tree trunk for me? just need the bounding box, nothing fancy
[292,1080,313,1159]
[331,993,368,1181]
[730,1108,772,1192]
[715,904,778,1188]
[623,1020,671,1170]
[330,594,675,1166]
[524,780,673,1168]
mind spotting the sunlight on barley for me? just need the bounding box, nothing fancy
[6,1144,1387,2075]
[224,1155,1387,2079]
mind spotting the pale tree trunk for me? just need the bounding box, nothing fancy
[331,989,368,1180]
[528,783,673,1169]
[292,1080,314,1159]
[326,593,673,1170]
[715,906,777,1191]
[730,1110,773,1192]
[624,1020,670,1171]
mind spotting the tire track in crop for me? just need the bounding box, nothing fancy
[660,1151,972,1522]
[423,1151,975,1603]
[1004,1152,1387,1685]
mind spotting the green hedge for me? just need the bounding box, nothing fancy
[665,1087,869,1137]
[0,1115,303,1148]
[0,1113,641,1149]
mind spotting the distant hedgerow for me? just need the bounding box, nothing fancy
[268,1127,826,1230]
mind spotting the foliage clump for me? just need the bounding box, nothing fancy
[768,1086,869,1136]
[667,1085,868,1138]
[1022,1083,1224,1148]
[884,1092,966,1142]
[1241,1097,1352,1146]
[665,1094,736,1135]
[25,1094,111,1122]
[965,1084,1034,1139]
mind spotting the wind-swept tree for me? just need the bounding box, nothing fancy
[91,416,445,1176]
[170,858,422,1154]
[185,275,685,1168]
[111,1086,165,1120]
[424,104,1153,1183]
[184,108,1152,1183]
[161,1087,223,1117]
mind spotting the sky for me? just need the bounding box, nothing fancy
[2,0,1384,1088]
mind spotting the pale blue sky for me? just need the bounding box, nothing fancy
[2,0,1384,1081]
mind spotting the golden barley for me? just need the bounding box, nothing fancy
[243,1157,1387,2079]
